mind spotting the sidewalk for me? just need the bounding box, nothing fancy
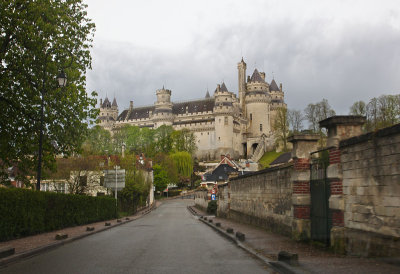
[0,201,161,267]
[189,206,400,274]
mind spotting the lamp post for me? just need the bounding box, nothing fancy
[36,71,67,191]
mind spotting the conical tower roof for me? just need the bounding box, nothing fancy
[220,82,228,92]
[249,69,264,83]
[112,97,118,107]
[270,79,280,91]
[102,97,111,108]
[205,90,210,98]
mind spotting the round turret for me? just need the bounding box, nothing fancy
[153,87,174,128]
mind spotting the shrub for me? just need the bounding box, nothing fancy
[207,200,217,215]
[0,188,116,241]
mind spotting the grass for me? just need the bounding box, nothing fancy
[258,151,285,169]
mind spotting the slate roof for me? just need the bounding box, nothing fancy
[269,79,280,91]
[112,97,118,107]
[205,91,210,98]
[117,106,154,121]
[172,98,215,114]
[249,69,265,83]
[102,97,111,108]
[220,82,228,92]
[269,152,292,167]
[204,164,237,182]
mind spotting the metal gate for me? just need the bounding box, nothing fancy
[310,153,331,245]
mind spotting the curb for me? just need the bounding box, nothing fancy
[0,204,158,268]
[187,206,310,274]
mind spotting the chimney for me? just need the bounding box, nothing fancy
[129,101,133,110]
[100,98,103,106]
[280,83,282,92]
[220,154,225,160]
[260,72,265,81]
[247,76,251,82]
[217,84,221,92]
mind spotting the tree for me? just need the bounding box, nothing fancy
[171,129,197,154]
[81,126,112,155]
[273,107,289,151]
[305,99,335,132]
[288,109,304,133]
[366,94,400,131]
[153,164,169,192]
[170,151,193,188]
[349,101,366,116]
[0,0,97,182]
[155,125,174,153]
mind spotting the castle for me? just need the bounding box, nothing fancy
[98,58,286,161]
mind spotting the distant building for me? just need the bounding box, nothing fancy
[99,58,286,161]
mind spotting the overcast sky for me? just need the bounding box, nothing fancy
[84,0,400,115]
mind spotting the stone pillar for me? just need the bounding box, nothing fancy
[288,134,319,240]
[319,115,366,253]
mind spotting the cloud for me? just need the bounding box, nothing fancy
[86,3,400,115]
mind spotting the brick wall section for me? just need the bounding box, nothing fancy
[330,180,343,195]
[293,181,310,194]
[340,123,400,238]
[294,158,310,171]
[329,148,341,164]
[331,209,344,227]
[294,205,310,219]
[228,164,294,236]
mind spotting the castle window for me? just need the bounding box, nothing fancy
[250,113,252,121]
[218,137,220,140]
[201,132,203,135]
[224,116,228,125]
[208,132,209,135]
[260,124,263,131]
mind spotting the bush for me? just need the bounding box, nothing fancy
[0,188,116,241]
[207,200,217,215]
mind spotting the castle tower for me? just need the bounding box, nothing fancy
[213,82,236,157]
[237,58,247,114]
[245,69,271,155]
[269,79,286,128]
[98,96,118,131]
[153,86,174,128]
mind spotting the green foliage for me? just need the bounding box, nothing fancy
[171,129,197,154]
[0,0,97,183]
[207,200,218,215]
[153,153,178,184]
[259,151,285,169]
[82,126,112,155]
[170,151,193,177]
[119,153,150,214]
[153,164,170,192]
[0,188,116,241]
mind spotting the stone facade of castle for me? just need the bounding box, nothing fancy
[98,58,286,161]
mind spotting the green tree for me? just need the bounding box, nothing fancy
[171,129,197,154]
[82,126,112,155]
[0,0,96,182]
[153,164,169,192]
[155,125,174,153]
[349,101,366,116]
[170,151,193,178]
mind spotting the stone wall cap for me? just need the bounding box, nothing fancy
[319,115,366,128]
[288,134,320,143]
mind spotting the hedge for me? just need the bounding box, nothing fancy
[0,188,116,241]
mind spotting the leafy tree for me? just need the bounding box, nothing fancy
[366,94,400,131]
[153,164,169,192]
[82,126,112,155]
[304,99,335,132]
[273,107,289,151]
[171,129,197,154]
[170,151,193,178]
[0,0,97,182]
[349,101,366,116]
[155,125,174,153]
[119,153,150,213]
[153,153,178,184]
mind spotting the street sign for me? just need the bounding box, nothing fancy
[211,194,216,200]
[211,189,216,194]
[104,169,125,191]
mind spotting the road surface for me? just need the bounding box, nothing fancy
[1,199,270,273]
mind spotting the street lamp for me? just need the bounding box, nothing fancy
[36,71,67,191]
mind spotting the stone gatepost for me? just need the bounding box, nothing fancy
[288,133,320,241]
[319,115,366,252]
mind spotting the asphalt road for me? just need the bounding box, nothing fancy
[1,199,270,274]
